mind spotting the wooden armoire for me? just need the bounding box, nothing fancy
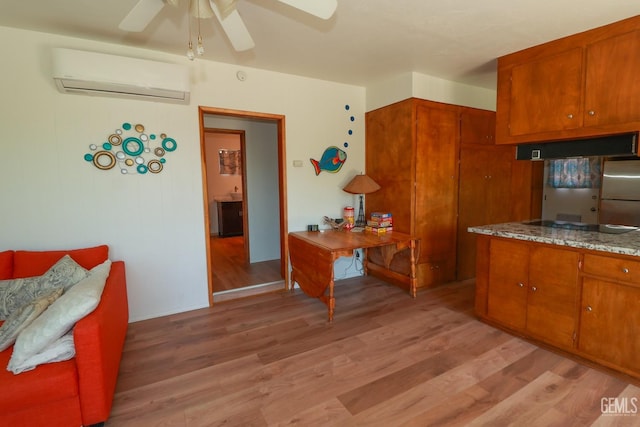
[365,97,538,289]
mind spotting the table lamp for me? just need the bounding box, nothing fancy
[343,173,381,227]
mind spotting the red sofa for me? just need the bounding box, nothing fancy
[0,245,128,427]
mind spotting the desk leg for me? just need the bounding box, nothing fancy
[328,279,335,322]
[362,248,368,275]
[409,239,417,298]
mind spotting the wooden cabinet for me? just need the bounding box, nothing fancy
[217,201,243,237]
[366,98,460,288]
[486,238,580,349]
[415,103,459,284]
[456,109,515,279]
[486,239,529,330]
[460,109,495,144]
[508,48,583,136]
[584,29,640,128]
[496,15,640,144]
[579,254,640,376]
[366,100,536,285]
[477,234,640,380]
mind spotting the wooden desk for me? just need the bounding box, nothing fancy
[288,230,418,321]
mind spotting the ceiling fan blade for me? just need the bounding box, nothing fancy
[119,0,166,32]
[211,3,255,51]
[276,0,337,19]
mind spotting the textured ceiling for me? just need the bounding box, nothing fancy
[1,0,639,89]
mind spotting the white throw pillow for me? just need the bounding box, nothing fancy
[0,255,88,319]
[7,260,111,373]
[8,332,75,374]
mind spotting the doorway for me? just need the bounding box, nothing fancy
[198,107,289,306]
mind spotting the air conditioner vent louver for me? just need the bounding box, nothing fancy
[52,48,190,104]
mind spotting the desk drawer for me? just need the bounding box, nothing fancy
[583,254,640,285]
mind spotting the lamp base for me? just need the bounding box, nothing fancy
[356,194,366,227]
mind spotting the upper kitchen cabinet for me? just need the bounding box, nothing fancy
[496,15,640,144]
[584,29,640,127]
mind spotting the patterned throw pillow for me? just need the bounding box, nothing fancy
[0,287,63,351]
[8,260,111,374]
[0,255,88,319]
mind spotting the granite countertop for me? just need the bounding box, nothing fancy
[469,222,640,257]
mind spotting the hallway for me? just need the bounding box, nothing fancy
[210,236,282,293]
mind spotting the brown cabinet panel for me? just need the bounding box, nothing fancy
[579,277,640,373]
[585,30,640,127]
[457,144,514,280]
[366,99,415,236]
[583,253,640,285]
[367,100,534,286]
[476,234,640,379]
[509,48,583,136]
[366,98,461,288]
[217,201,243,237]
[460,109,495,144]
[487,239,529,330]
[457,107,515,282]
[496,16,640,144]
[415,103,459,261]
[486,238,580,348]
[527,246,580,348]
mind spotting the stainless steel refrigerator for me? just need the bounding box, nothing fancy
[600,159,640,227]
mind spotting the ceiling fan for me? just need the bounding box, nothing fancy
[119,0,338,52]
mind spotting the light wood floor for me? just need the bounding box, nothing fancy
[109,276,639,426]
[210,235,282,293]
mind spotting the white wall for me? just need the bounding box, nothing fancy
[366,71,497,112]
[0,26,365,321]
[0,25,495,321]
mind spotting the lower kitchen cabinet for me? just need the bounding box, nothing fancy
[475,233,640,380]
[578,256,640,376]
[486,238,580,349]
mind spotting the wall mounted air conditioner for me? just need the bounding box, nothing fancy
[52,48,190,104]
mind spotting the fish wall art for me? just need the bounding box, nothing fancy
[310,146,347,175]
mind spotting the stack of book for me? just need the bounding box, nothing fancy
[365,212,393,234]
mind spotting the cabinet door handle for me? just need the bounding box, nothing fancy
[531,286,537,292]
[518,282,524,288]
[586,305,593,312]
[588,110,596,116]
[622,267,629,273]
[567,114,574,119]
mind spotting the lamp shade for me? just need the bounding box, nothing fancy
[343,174,381,194]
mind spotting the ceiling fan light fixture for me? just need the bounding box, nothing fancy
[197,35,205,55]
[189,0,215,19]
[187,40,195,60]
[212,0,237,20]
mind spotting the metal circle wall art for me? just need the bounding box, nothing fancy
[84,122,177,175]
